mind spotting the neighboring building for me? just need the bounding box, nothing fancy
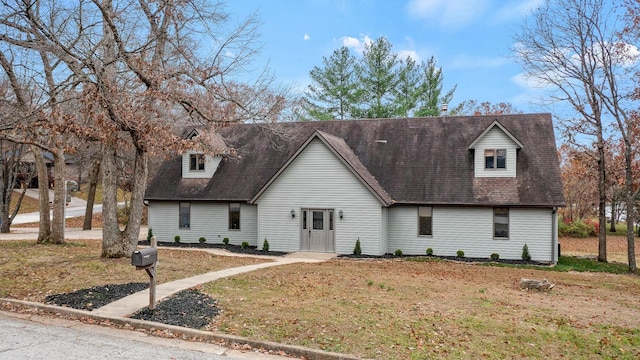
[144,114,565,263]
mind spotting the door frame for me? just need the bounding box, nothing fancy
[300,208,335,252]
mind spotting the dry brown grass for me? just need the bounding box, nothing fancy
[12,191,40,214]
[0,240,270,302]
[561,235,640,264]
[205,259,640,359]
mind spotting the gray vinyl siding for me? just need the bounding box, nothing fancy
[474,127,518,178]
[388,206,555,262]
[380,207,388,254]
[147,201,257,245]
[181,152,221,179]
[255,138,384,255]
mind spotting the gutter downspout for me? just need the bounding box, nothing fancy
[552,208,558,264]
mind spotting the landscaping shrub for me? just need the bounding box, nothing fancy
[490,253,500,261]
[426,248,433,256]
[241,241,249,248]
[147,228,153,242]
[223,237,229,245]
[456,250,465,258]
[522,243,531,261]
[198,237,206,244]
[174,235,180,243]
[394,249,403,256]
[353,238,362,255]
[558,218,596,238]
[262,238,269,252]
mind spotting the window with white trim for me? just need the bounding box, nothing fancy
[179,202,190,229]
[189,153,205,171]
[494,208,509,238]
[229,203,240,230]
[418,206,433,236]
[485,149,506,169]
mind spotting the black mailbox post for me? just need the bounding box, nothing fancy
[131,242,158,310]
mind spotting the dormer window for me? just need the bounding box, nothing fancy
[189,154,205,171]
[485,149,506,169]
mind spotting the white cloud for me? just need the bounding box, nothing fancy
[397,50,421,62]
[341,35,373,55]
[512,72,550,89]
[303,34,310,41]
[406,0,491,30]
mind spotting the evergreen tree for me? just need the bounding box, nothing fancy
[304,47,360,120]
[393,56,423,117]
[357,37,399,119]
[415,57,456,116]
[305,37,456,120]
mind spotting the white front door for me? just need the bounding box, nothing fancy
[301,209,335,252]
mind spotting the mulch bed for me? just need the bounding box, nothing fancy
[138,240,289,256]
[130,289,220,329]
[45,283,149,311]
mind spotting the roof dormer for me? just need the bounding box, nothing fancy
[181,127,224,179]
[469,121,523,178]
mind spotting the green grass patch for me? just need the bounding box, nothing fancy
[484,256,630,274]
[554,256,630,273]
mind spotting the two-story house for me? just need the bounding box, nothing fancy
[144,114,565,262]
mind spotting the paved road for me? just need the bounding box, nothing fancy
[0,312,286,360]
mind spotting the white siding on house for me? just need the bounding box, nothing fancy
[380,207,388,254]
[181,153,221,179]
[388,206,555,262]
[473,127,518,178]
[255,138,384,255]
[147,202,257,245]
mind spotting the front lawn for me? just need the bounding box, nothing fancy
[0,240,270,301]
[204,258,640,359]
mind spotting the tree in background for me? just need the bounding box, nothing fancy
[304,37,455,120]
[414,57,456,116]
[450,100,522,116]
[515,0,617,265]
[305,47,361,120]
[356,37,399,118]
[0,0,289,257]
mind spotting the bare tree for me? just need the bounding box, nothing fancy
[2,0,289,257]
[450,100,522,116]
[515,0,621,264]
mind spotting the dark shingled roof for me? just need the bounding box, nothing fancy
[145,114,566,207]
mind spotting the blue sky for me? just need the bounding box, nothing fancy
[225,0,549,113]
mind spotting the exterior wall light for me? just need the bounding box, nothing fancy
[339,210,343,220]
[291,209,295,219]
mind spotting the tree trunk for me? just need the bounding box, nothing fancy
[101,144,148,258]
[6,188,27,232]
[596,132,607,262]
[609,201,616,232]
[83,159,101,230]
[33,147,51,243]
[123,149,148,251]
[624,145,636,273]
[100,143,134,257]
[49,150,66,244]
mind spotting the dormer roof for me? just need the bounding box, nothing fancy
[468,120,524,150]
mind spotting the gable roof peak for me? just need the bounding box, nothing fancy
[468,119,524,150]
[250,129,394,206]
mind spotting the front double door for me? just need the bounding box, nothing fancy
[300,208,335,252]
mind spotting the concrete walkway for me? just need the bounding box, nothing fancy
[93,252,334,318]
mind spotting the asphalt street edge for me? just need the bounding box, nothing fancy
[1,298,363,360]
